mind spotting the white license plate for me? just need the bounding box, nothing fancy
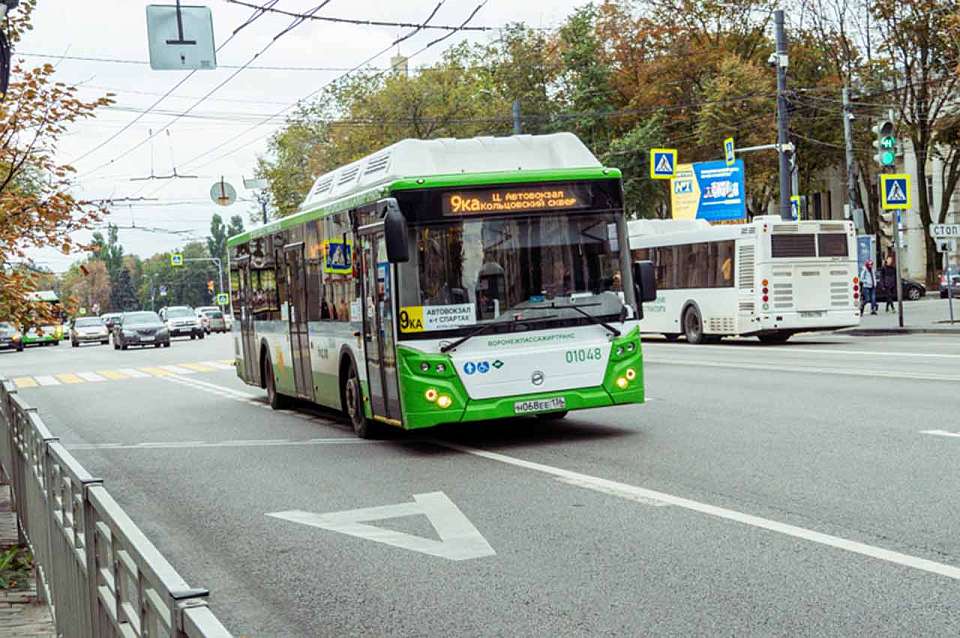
[799,311,824,318]
[140,335,155,342]
[514,397,566,415]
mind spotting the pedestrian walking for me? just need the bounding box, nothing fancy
[879,256,897,312]
[859,259,878,315]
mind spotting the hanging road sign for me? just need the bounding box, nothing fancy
[146,5,217,70]
[170,253,184,267]
[210,179,237,206]
[790,195,801,220]
[215,292,229,305]
[723,137,735,166]
[929,223,960,239]
[880,174,910,210]
[670,160,746,222]
[650,148,677,179]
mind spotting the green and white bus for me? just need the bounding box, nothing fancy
[22,290,64,346]
[227,133,657,437]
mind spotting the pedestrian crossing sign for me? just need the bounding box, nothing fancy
[170,253,184,267]
[215,292,229,305]
[650,148,677,180]
[880,174,911,210]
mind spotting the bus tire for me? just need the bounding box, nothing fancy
[263,354,289,410]
[342,361,377,439]
[682,306,706,345]
[758,332,791,345]
[663,333,680,342]
[536,411,568,421]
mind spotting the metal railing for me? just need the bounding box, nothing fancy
[0,378,234,637]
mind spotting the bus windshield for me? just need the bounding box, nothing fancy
[396,212,625,338]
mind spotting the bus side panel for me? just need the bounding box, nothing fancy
[257,320,295,394]
[307,321,359,409]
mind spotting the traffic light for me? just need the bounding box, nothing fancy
[872,119,897,168]
[207,280,215,294]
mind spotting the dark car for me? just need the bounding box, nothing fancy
[113,311,170,350]
[876,278,926,302]
[0,322,24,352]
[940,268,960,299]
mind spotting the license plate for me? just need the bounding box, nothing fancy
[799,311,824,318]
[141,335,155,342]
[514,397,566,415]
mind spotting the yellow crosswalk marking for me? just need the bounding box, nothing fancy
[55,373,84,384]
[97,370,129,380]
[219,359,234,365]
[181,362,214,372]
[139,367,172,377]
[14,377,37,388]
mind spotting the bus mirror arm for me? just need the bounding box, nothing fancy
[381,198,410,263]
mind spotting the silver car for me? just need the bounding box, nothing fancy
[70,316,110,347]
[199,309,227,333]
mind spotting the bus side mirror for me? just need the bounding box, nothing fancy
[381,198,410,263]
[633,260,657,303]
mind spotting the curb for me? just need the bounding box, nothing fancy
[836,327,960,336]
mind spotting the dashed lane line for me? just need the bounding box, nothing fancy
[76,372,106,383]
[920,430,960,439]
[54,373,84,384]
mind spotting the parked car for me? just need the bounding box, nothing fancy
[70,316,110,347]
[940,267,960,299]
[196,308,227,333]
[159,306,204,339]
[0,322,24,352]
[113,311,170,350]
[101,312,122,330]
[876,278,926,302]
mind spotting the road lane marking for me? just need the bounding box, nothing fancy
[642,344,960,359]
[138,367,172,377]
[644,357,960,383]
[97,370,129,380]
[268,492,496,561]
[13,377,38,388]
[163,374,259,399]
[203,360,235,370]
[34,375,60,386]
[920,430,960,438]
[437,442,960,581]
[180,362,214,372]
[160,365,195,375]
[117,368,150,379]
[76,372,106,382]
[54,373,84,384]
[66,438,370,450]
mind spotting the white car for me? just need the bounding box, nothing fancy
[70,317,110,347]
[159,306,204,339]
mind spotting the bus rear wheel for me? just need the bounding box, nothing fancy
[343,363,377,439]
[683,307,706,345]
[264,354,290,410]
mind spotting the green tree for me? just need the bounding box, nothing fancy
[602,115,667,218]
[89,224,125,283]
[206,214,245,264]
[109,268,138,311]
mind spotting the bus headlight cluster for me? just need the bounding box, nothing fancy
[424,388,453,408]
[616,376,629,390]
[425,388,438,402]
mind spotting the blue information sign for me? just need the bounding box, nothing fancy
[671,159,747,222]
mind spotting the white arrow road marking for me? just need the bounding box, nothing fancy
[267,492,496,561]
[920,430,960,439]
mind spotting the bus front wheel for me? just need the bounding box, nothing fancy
[343,363,377,439]
[683,307,705,345]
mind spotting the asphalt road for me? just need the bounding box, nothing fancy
[3,330,960,636]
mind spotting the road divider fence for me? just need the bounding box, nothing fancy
[0,378,234,638]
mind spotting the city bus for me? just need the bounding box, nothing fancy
[227,133,657,437]
[22,290,64,346]
[628,216,860,344]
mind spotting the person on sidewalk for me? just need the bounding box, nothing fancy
[860,259,878,315]
[879,256,897,312]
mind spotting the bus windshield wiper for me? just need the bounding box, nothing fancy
[549,302,621,337]
[439,313,558,353]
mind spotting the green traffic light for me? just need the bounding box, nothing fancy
[880,136,896,149]
[881,150,896,166]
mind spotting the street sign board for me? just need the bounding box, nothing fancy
[650,148,677,179]
[210,180,237,206]
[146,5,217,70]
[670,159,747,222]
[929,223,960,239]
[790,195,801,220]
[880,174,911,210]
[723,137,735,167]
[215,292,229,305]
[170,253,183,267]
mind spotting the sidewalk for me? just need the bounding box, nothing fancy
[0,484,55,637]
[838,297,960,335]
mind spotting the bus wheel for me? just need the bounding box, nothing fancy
[758,332,791,345]
[343,363,376,439]
[264,355,289,410]
[682,307,705,345]
[663,333,680,342]
[536,411,568,421]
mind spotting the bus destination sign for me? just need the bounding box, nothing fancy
[442,185,589,216]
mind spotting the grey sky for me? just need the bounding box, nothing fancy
[23,0,587,272]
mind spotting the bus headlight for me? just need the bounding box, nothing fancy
[626,342,636,353]
[625,368,636,381]
[424,388,438,402]
[615,346,625,357]
[435,363,446,373]
[616,376,629,390]
[437,395,453,409]
[420,362,431,372]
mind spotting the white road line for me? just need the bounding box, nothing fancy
[34,375,60,386]
[920,430,960,439]
[118,368,151,378]
[203,360,235,370]
[66,438,372,450]
[76,371,106,382]
[642,343,960,359]
[644,357,960,383]
[164,374,259,399]
[161,365,195,375]
[436,441,960,582]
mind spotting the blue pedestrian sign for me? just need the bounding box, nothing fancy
[723,137,735,167]
[790,195,802,220]
[649,148,677,180]
[880,174,911,210]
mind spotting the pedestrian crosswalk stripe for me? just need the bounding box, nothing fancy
[76,372,106,382]
[35,375,60,387]
[117,368,151,379]
[180,363,214,372]
[55,373,83,384]
[205,360,235,370]
[139,367,172,377]
[14,377,38,388]
[98,370,129,380]
[160,365,194,375]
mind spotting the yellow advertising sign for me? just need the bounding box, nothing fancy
[669,163,699,219]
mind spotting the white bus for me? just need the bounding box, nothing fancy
[627,216,860,344]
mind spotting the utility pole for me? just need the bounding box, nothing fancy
[842,87,862,232]
[774,10,792,220]
[512,98,522,135]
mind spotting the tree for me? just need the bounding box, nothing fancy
[89,223,124,282]
[207,213,244,264]
[60,261,111,315]
[0,1,112,327]
[109,268,138,312]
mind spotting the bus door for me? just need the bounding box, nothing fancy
[237,258,260,384]
[284,243,313,400]
[358,225,402,424]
